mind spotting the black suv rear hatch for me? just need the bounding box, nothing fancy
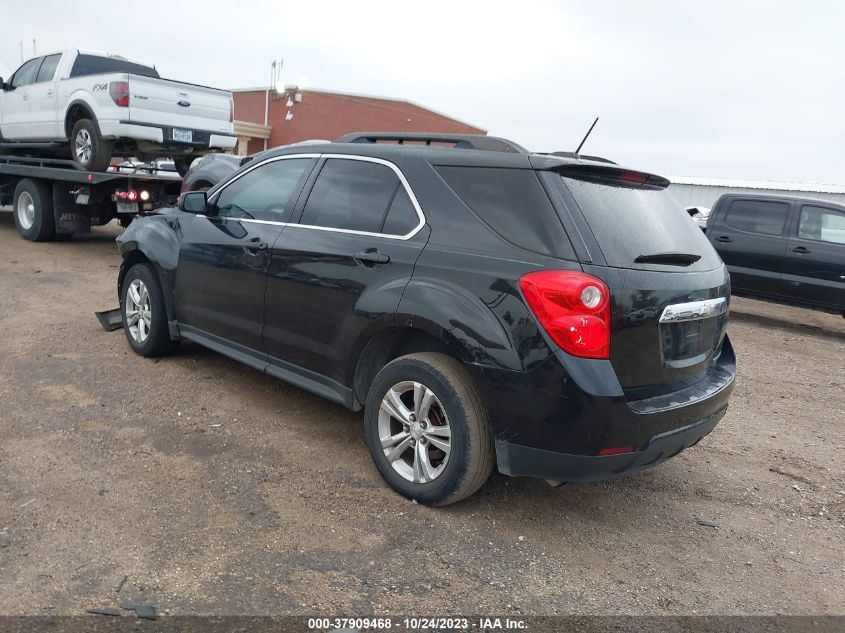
[547,164,729,391]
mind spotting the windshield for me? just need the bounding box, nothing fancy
[561,176,722,270]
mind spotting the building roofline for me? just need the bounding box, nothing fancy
[229,86,486,133]
[669,176,845,195]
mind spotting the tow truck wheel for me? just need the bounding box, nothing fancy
[70,119,113,172]
[13,179,55,242]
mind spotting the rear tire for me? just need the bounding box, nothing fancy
[13,179,55,241]
[364,352,495,506]
[121,262,178,357]
[70,118,112,172]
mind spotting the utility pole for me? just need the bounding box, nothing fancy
[264,59,283,151]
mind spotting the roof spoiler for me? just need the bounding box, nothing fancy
[548,151,617,165]
[335,132,528,154]
[554,164,671,189]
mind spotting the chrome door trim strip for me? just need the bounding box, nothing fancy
[204,152,427,240]
[659,298,728,323]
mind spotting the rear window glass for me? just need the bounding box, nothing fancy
[725,199,789,236]
[70,54,159,78]
[561,176,720,269]
[437,166,574,258]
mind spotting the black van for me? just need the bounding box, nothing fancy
[707,194,845,315]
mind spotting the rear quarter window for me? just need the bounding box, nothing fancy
[436,166,575,259]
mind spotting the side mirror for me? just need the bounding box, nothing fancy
[179,191,207,214]
[0,78,6,91]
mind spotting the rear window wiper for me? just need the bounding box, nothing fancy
[634,252,701,266]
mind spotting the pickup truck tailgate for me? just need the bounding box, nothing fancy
[127,75,231,134]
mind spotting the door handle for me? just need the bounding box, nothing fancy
[789,246,810,254]
[46,90,53,97]
[716,235,733,243]
[354,248,390,266]
[22,94,27,101]
[242,238,268,254]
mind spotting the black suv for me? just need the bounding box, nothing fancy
[116,132,735,505]
[707,193,845,314]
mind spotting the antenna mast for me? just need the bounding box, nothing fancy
[575,117,599,154]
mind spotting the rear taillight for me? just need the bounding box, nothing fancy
[519,270,611,359]
[229,99,234,123]
[109,81,129,107]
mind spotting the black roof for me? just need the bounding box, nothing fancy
[253,132,663,179]
[715,192,845,209]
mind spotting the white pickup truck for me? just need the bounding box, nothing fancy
[0,50,236,174]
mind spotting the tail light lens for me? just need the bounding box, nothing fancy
[229,99,234,123]
[519,270,611,359]
[115,189,138,201]
[109,81,129,107]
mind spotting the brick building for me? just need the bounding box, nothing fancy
[231,87,486,156]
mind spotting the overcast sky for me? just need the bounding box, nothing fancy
[1,0,843,183]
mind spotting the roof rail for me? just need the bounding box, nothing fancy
[335,132,528,154]
[548,151,617,165]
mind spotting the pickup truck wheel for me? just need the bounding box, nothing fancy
[70,119,112,172]
[121,263,178,357]
[13,179,55,241]
[364,352,495,506]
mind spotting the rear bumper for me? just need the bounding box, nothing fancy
[472,335,736,480]
[496,406,726,481]
[103,120,236,150]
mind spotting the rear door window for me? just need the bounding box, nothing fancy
[35,54,61,83]
[724,199,789,236]
[798,205,845,245]
[437,166,574,258]
[300,158,417,236]
[69,54,160,78]
[381,187,420,235]
[561,176,720,269]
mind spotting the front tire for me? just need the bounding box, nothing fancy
[121,263,177,357]
[70,118,113,172]
[364,352,495,506]
[13,179,55,241]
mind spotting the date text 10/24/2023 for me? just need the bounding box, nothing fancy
[307,617,528,631]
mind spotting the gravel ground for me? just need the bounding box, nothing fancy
[0,213,843,616]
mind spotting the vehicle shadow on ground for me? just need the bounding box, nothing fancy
[731,307,845,341]
[168,339,716,526]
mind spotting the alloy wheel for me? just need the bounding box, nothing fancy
[75,128,92,164]
[125,279,152,343]
[378,380,452,483]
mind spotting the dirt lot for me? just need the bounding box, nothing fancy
[0,213,843,617]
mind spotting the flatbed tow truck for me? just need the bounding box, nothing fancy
[0,154,181,241]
